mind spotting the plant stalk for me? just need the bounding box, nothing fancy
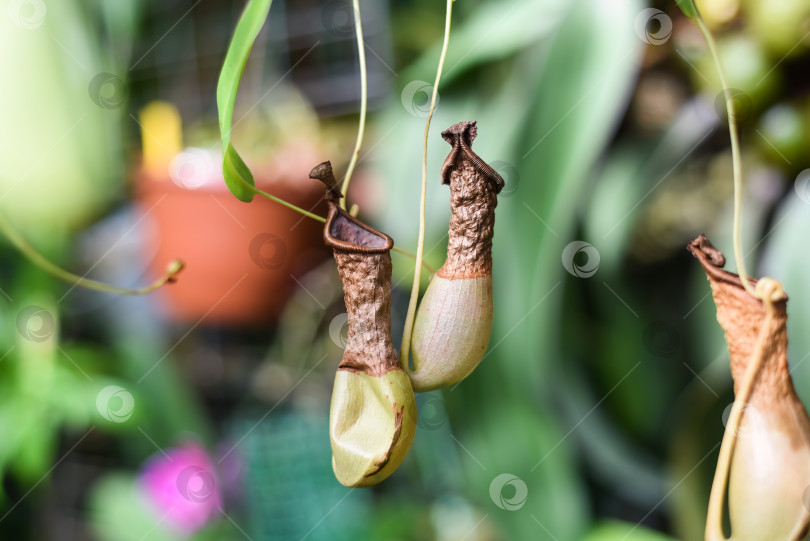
[253,176,435,271]
[0,213,182,295]
[339,0,368,208]
[399,0,454,369]
[695,16,756,299]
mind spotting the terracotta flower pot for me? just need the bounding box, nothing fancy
[136,146,327,326]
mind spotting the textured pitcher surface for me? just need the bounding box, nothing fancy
[410,121,503,392]
[310,169,418,487]
[689,235,810,541]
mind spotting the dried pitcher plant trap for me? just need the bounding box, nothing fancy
[690,237,810,541]
[671,3,810,539]
[311,162,417,487]
[408,121,504,391]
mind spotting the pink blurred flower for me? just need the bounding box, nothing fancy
[139,443,221,536]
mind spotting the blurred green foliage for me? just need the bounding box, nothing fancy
[1,0,810,540]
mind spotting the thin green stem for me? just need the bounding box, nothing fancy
[696,16,756,299]
[399,0,453,370]
[254,186,326,223]
[0,213,183,295]
[230,161,327,223]
[251,177,435,271]
[394,246,435,274]
[339,0,368,209]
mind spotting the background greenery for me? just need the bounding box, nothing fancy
[1,0,809,539]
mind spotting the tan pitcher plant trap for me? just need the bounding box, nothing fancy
[408,121,504,392]
[689,235,810,541]
[310,162,417,487]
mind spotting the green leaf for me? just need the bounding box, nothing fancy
[223,142,256,200]
[675,0,698,19]
[216,0,273,202]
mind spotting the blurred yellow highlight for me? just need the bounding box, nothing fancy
[695,0,740,27]
[139,101,183,176]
